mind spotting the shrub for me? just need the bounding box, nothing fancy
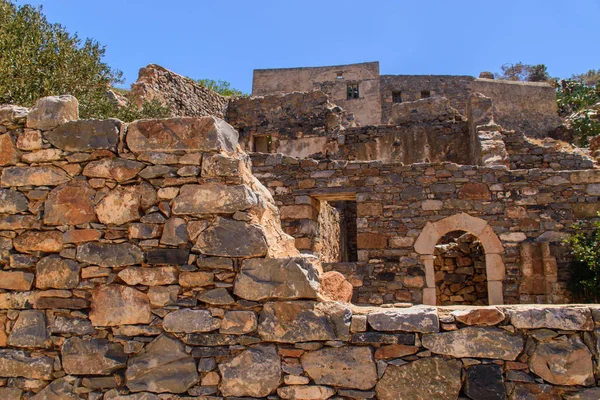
[565,217,600,303]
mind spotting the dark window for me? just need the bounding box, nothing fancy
[392,91,402,103]
[253,135,271,153]
[336,72,344,80]
[421,90,431,98]
[347,83,359,100]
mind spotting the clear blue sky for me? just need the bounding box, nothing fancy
[20,0,600,94]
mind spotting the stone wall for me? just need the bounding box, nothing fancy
[380,74,475,122]
[226,91,351,159]
[251,153,600,305]
[252,62,382,126]
[130,64,229,119]
[471,78,563,138]
[2,96,600,399]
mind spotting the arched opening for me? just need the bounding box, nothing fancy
[414,213,506,305]
[434,230,488,305]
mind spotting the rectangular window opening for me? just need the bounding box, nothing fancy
[347,83,359,100]
[253,135,272,153]
[392,91,402,103]
[421,90,431,99]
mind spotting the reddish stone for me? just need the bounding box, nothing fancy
[14,231,63,253]
[357,233,388,249]
[319,271,353,302]
[63,229,102,244]
[44,181,96,226]
[374,344,419,359]
[458,183,491,200]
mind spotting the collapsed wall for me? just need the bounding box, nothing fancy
[1,96,600,399]
[130,64,229,119]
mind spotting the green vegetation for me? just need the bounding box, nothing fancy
[495,62,552,82]
[565,217,600,303]
[194,78,246,97]
[0,0,170,121]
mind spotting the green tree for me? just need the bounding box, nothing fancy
[0,1,170,121]
[194,78,246,97]
[565,217,600,302]
[572,69,600,87]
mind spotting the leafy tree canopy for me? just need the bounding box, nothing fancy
[0,0,170,121]
[194,78,246,97]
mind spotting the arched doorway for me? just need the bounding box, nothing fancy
[414,213,505,305]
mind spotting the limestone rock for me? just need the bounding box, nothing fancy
[26,95,78,130]
[0,271,34,291]
[44,181,97,225]
[0,349,53,379]
[44,118,121,152]
[147,286,179,307]
[0,133,20,166]
[258,301,351,342]
[509,306,594,331]
[319,271,353,302]
[0,189,28,213]
[36,255,80,289]
[529,336,594,386]
[375,358,462,400]
[1,166,70,187]
[62,337,127,375]
[221,311,257,335]
[301,346,377,390]
[422,327,523,360]
[465,364,506,400]
[162,309,220,333]
[172,183,258,215]
[126,334,199,393]
[179,271,214,288]
[126,116,238,154]
[367,307,439,333]
[89,285,152,326]
[278,385,336,400]
[77,242,144,267]
[452,307,505,326]
[95,186,142,225]
[118,267,178,286]
[234,257,320,301]
[30,378,79,400]
[14,231,63,253]
[7,310,50,348]
[82,158,144,182]
[194,217,268,258]
[219,344,281,397]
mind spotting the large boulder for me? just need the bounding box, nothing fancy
[234,257,320,301]
[219,344,281,397]
[126,335,199,393]
[89,285,152,326]
[26,95,78,130]
[301,347,377,390]
[95,186,142,225]
[126,116,238,154]
[375,358,462,400]
[258,301,351,342]
[62,338,127,375]
[529,335,594,386]
[422,327,523,360]
[45,119,121,152]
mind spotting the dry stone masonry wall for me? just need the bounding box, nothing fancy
[1,96,600,399]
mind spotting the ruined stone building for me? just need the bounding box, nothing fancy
[0,62,600,399]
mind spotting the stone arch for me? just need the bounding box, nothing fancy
[414,213,505,305]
